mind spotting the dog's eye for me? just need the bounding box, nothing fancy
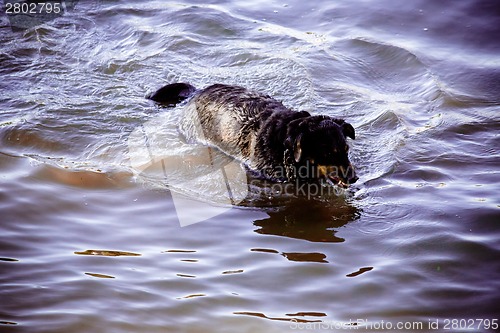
[345,145,349,152]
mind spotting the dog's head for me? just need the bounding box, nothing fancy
[285,115,358,187]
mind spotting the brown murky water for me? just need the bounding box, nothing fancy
[1,1,499,332]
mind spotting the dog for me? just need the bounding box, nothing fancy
[148,83,358,187]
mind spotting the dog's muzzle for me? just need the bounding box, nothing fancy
[317,164,358,188]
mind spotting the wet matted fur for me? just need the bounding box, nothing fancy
[148,83,358,187]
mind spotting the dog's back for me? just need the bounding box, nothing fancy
[150,83,293,167]
[184,84,291,165]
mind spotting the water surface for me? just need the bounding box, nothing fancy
[1,1,499,332]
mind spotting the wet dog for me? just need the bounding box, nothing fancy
[148,83,358,187]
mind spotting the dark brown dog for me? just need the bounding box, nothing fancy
[148,83,357,187]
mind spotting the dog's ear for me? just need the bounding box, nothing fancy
[342,123,355,140]
[294,133,303,163]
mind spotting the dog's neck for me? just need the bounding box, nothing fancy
[283,148,296,181]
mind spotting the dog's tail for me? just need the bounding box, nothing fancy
[147,82,196,106]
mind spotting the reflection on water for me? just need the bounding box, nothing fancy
[177,293,207,300]
[74,250,141,257]
[234,311,325,323]
[1,0,500,332]
[254,197,359,242]
[84,272,115,279]
[282,252,328,263]
[346,266,374,277]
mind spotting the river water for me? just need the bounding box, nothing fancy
[1,1,499,332]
